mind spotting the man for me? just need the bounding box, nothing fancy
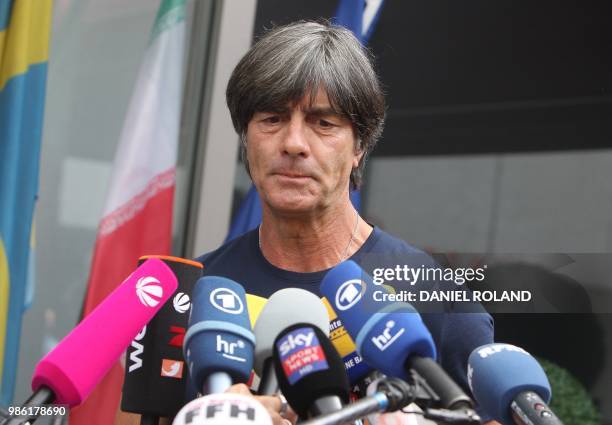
[196,21,497,425]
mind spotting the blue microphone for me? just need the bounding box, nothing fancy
[321,260,473,411]
[183,276,255,394]
[468,343,561,425]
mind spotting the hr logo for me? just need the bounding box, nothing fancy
[216,335,246,362]
[210,288,244,314]
[335,279,365,311]
[371,320,404,351]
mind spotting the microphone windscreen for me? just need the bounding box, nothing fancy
[253,288,329,376]
[320,260,382,338]
[32,259,177,406]
[355,303,436,380]
[121,256,203,417]
[184,276,255,389]
[321,297,372,384]
[273,324,349,418]
[245,293,267,328]
[321,261,436,379]
[172,393,273,425]
[468,343,552,424]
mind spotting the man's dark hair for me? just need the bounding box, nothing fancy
[226,20,385,189]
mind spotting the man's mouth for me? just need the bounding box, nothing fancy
[272,170,313,180]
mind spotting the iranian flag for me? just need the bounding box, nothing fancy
[71,0,186,423]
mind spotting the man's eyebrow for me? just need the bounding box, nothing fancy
[303,107,342,116]
[256,106,290,114]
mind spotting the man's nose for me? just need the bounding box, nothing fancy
[281,116,309,157]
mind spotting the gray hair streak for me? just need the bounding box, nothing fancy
[226,20,386,189]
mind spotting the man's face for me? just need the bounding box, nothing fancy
[245,88,362,215]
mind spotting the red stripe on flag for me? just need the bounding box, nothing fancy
[83,172,174,314]
[71,174,174,425]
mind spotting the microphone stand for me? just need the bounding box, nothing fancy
[300,377,481,425]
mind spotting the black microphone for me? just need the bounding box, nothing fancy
[121,256,203,421]
[253,288,330,395]
[272,323,350,419]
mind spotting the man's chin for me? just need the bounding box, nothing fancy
[264,194,319,215]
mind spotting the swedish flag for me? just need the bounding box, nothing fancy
[0,0,52,406]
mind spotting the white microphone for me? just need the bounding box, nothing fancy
[253,288,330,395]
[172,393,272,425]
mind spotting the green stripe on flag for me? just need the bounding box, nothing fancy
[150,0,186,43]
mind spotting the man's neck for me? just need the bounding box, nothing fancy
[259,203,373,272]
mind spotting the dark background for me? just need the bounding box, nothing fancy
[251,1,612,421]
[254,0,612,156]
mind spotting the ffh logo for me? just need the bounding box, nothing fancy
[183,400,257,423]
[371,320,404,351]
[335,279,365,311]
[136,276,163,307]
[209,288,244,314]
[206,402,255,421]
[168,326,186,348]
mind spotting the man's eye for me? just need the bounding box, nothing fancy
[318,119,334,128]
[263,116,281,124]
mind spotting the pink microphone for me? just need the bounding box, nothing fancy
[31,258,178,407]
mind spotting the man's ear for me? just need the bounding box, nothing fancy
[353,145,364,168]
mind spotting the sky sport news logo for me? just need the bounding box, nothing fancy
[277,327,329,385]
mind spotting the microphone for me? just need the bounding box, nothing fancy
[320,297,373,387]
[320,260,474,411]
[172,393,273,425]
[183,276,255,394]
[121,256,203,419]
[3,259,178,425]
[253,288,329,395]
[272,323,350,419]
[468,343,562,425]
[32,258,177,404]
